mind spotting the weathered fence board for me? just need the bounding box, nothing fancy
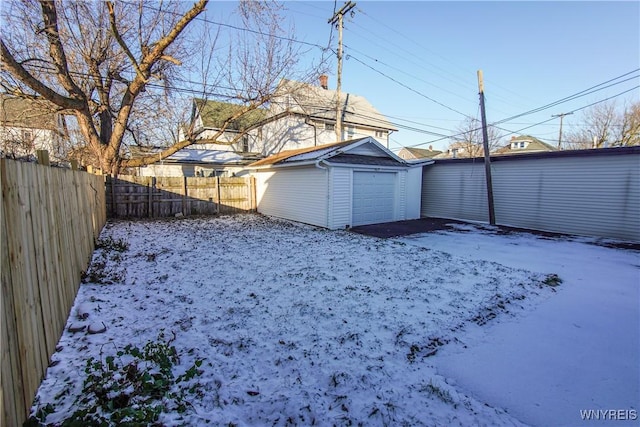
[1,158,106,427]
[106,175,256,218]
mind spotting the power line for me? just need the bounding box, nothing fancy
[408,84,640,149]
[13,53,638,149]
[343,43,477,106]
[346,52,471,118]
[492,69,640,126]
[355,6,540,110]
[135,2,330,51]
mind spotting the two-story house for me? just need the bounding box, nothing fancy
[138,76,397,177]
[256,76,397,155]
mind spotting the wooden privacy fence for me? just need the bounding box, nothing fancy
[1,158,106,426]
[106,175,257,218]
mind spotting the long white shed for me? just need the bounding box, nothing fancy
[249,137,427,229]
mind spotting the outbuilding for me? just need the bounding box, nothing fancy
[249,137,428,229]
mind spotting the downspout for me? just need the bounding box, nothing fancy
[314,159,328,170]
[386,130,394,149]
[305,116,318,146]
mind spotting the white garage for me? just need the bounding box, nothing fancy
[250,137,427,229]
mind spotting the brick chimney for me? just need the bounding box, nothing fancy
[319,74,328,90]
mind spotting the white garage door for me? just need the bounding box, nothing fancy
[352,171,396,226]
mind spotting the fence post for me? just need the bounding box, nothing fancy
[148,177,153,218]
[250,176,257,211]
[182,177,187,216]
[36,150,50,166]
[216,175,221,214]
[109,176,116,217]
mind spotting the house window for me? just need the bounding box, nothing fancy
[375,130,386,138]
[519,142,526,148]
[325,123,335,131]
[242,135,249,152]
[347,126,355,137]
[22,130,33,143]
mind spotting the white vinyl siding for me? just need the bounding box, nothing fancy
[421,162,489,222]
[328,167,352,229]
[421,150,640,241]
[397,170,407,220]
[347,144,389,157]
[254,167,328,228]
[406,167,423,219]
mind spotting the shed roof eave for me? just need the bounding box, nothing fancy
[250,160,321,171]
[323,162,409,171]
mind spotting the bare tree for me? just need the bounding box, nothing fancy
[1,0,209,173]
[618,101,640,147]
[444,117,502,158]
[565,101,639,149]
[1,0,318,174]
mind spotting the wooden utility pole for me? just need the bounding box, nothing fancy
[477,70,496,225]
[552,112,573,149]
[329,1,356,142]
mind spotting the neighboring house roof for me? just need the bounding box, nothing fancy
[494,135,557,155]
[398,146,443,159]
[130,145,262,166]
[434,142,484,159]
[193,98,267,131]
[167,149,259,165]
[275,79,397,132]
[250,136,412,168]
[0,94,59,130]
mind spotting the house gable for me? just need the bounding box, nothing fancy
[494,135,558,155]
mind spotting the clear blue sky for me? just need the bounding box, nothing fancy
[208,1,640,151]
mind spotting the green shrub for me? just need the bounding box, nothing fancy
[27,332,203,426]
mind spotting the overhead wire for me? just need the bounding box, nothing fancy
[354,6,539,110]
[407,84,640,148]
[343,43,477,106]
[346,52,471,118]
[492,69,640,125]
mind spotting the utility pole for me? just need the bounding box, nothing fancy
[477,70,496,225]
[552,112,573,149]
[329,1,356,142]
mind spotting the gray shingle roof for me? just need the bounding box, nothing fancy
[1,94,59,130]
[326,153,404,166]
[193,98,267,131]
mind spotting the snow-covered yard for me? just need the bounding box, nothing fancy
[402,225,639,427]
[30,214,638,426]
